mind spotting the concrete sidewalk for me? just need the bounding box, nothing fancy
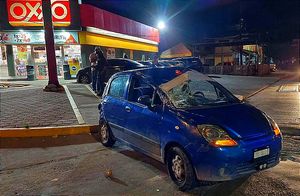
[0,81,99,129]
[0,88,78,128]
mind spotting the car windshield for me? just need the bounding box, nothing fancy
[159,71,238,109]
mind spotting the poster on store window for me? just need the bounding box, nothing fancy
[68,58,80,78]
[106,48,116,59]
[0,31,79,44]
[35,64,48,80]
[15,46,27,76]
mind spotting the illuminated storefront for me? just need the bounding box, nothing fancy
[0,0,159,80]
[0,31,80,79]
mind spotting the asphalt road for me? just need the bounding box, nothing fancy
[0,134,299,196]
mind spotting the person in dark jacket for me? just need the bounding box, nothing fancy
[94,47,108,95]
[89,50,98,92]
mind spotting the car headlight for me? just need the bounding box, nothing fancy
[266,115,281,137]
[197,125,238,147]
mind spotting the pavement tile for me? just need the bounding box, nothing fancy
[0,88,78,128]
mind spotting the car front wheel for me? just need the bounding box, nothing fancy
[166,146,197,191]
[99,121,115,147]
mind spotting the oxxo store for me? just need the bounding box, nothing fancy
[0,0,159,80]
[0,31,80,79]
[0,0,81,80]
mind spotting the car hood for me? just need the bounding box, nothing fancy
[176,103,272,139]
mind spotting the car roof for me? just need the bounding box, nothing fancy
[107,58,146,66]
[113,67,210,87]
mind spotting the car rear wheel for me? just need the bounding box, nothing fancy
[99,121,115,147]
[79,74,90,84]
[166,146,196,191]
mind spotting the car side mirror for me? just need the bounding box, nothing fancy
[138,95,152,107]
[235,94,247,102]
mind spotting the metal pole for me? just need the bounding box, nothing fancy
[42,0,62,91]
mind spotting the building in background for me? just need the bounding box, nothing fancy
[160,43,192,59]
[0,0,159,80]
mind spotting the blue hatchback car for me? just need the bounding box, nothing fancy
[98,67,282,191]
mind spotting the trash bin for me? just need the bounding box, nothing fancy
[26,65,35,81]
[63,64,71,80]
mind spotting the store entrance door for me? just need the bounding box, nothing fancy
[32,45,64,80]
[33,45,47,80]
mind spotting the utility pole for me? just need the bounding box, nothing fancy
[239,1,243,66]
[42,0,63,91]
[239,18,244,66]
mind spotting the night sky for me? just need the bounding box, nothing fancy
[82,0,300,50]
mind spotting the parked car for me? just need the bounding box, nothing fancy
[76,58,147,84]
[98,67,282,191]
[157,60,184,67]
[138,60,153,67]
[172,57,204,72]
[139,60,184,68]
[270,63,277,72]
[215,62,233,66]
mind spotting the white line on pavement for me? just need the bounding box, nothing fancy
[63,85,85,125]
[85,84,100,99]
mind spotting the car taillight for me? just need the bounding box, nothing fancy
[175,70,183,75]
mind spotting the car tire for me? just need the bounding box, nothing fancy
[79,74,90,84]
[166,146,196,191]
[99,121,115,147]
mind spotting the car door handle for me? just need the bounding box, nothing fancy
[125,106,131,112]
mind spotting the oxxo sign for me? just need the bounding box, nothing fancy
[7,0,71,27]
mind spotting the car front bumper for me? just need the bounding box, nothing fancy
[186,134,282,181]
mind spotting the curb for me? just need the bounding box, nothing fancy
[0,125,99,138]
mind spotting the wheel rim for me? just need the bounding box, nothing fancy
[100,124,109,143]
[171,154,185,182]
[80,75,89,83]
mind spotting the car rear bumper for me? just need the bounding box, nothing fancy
[186,135,282,181]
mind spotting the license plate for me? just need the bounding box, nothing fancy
[254,147,270,159]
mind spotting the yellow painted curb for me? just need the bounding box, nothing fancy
[0,125,99,138]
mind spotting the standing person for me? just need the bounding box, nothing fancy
[123,53,128,59]
[89,49,98,93]
[152,54,159,67]
[95,47,108,96]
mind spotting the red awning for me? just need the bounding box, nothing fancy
[80,4,159,43]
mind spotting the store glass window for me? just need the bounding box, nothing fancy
[55,46,64,78]
[32,46,47,79]
[13,45,31,77]
[64,45,81,77]
[0,46,8,78]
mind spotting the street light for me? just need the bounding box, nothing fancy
[157,21,166,30]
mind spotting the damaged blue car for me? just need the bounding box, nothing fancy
[98,67,282,191]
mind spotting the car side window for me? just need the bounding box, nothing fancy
[128,77,154,103]
[108,76,129,98]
